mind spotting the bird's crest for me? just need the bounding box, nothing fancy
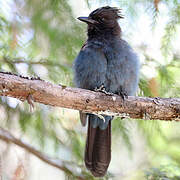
[89,6,123,19]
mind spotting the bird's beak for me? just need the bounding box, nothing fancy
[77,17,96,24]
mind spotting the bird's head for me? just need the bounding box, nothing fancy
[78,6,123,38]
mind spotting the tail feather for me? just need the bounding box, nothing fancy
[85,116,111,177]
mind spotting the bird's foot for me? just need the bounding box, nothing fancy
[94,84,113,96]
[117,90,128,100]
[94,84,105,92]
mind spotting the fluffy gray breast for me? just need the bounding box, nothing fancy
[103,39,140,94]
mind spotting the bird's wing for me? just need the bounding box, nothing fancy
[73,42,107,126]
[73,42,107,90]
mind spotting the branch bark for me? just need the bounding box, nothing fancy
[0,127,85,179]
[0,72,180,121]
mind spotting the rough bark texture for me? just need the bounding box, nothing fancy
[0,72,180,121]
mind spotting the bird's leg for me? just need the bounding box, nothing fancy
[94,84,113,96]
[116,88,128,100]
[27,94,34,112]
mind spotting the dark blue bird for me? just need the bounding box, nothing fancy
[73,6,140,177]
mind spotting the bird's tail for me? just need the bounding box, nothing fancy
[85,115,112,177]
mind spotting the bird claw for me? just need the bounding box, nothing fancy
[94,84,113,96]
[27,94,34,112]
[117,90,128,100]
[94,84,105,92]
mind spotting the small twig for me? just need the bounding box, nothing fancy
[0,127,85,179]
[1,57,71,71]
[26,94,34,112]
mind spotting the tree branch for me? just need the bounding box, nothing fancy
[1,56,70,71]
[0,72,180,121]
[0,127,85,179]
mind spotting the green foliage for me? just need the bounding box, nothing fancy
[112,118,133,152]
[145,166,180,180]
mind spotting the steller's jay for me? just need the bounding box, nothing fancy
[73,6,140,177]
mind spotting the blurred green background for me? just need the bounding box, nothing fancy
[0,0,180,179]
